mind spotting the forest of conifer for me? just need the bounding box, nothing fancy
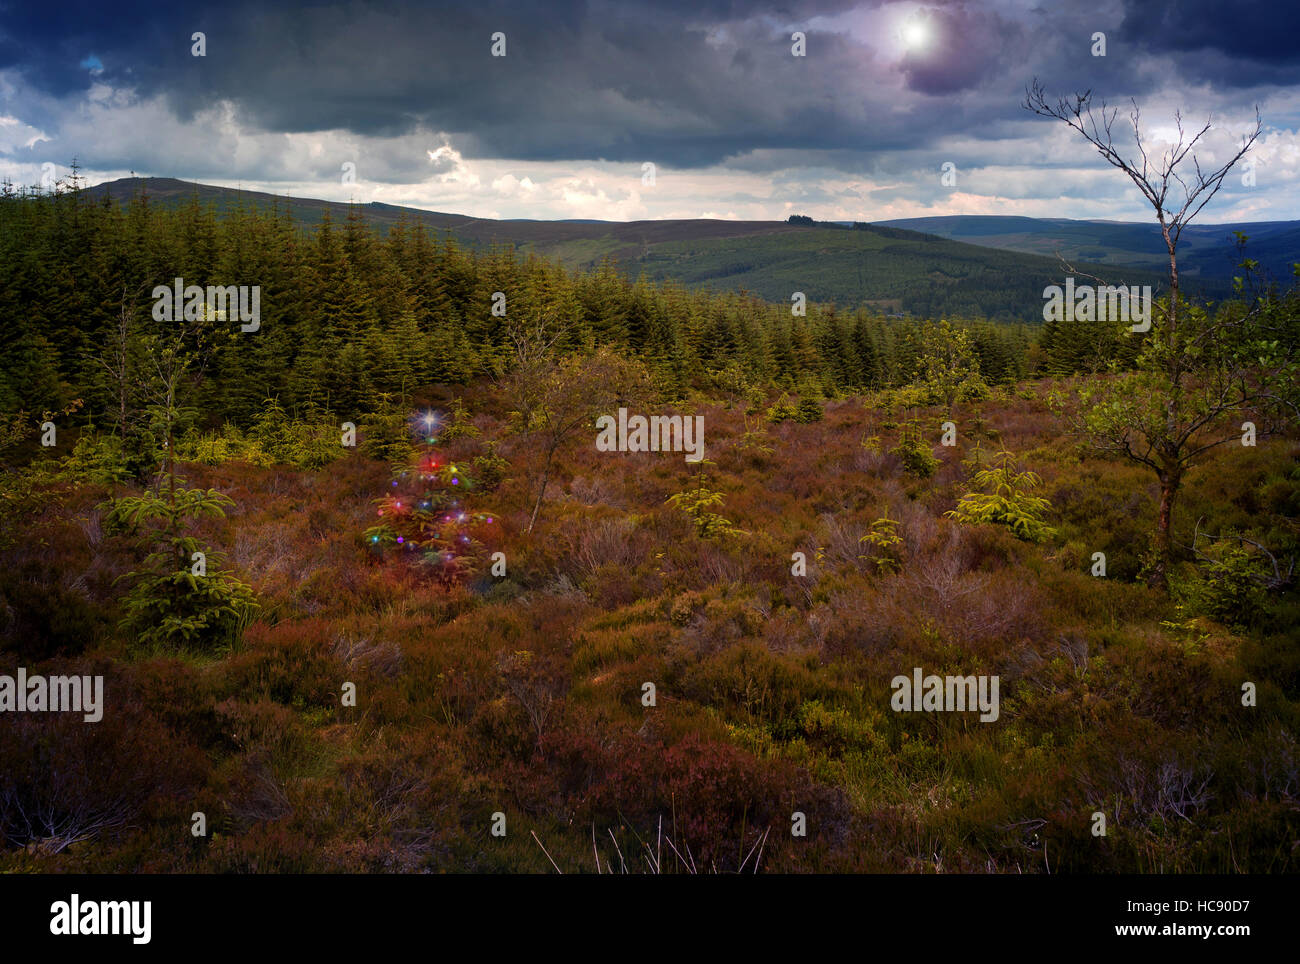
[1,176,1070,428]
[2,173,1297,883]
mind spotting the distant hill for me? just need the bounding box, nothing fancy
[877,215,1300,283]
[83,178,1234,323]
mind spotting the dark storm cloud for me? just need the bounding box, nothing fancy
[1121,0,1300,65]
[1117,0,1300,88]
[899,5,1023,96]
[0,0,1290,174]
[0,0,173,95]
[2,0,881,160]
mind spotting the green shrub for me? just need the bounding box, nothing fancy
[1175,542,1271,630]
[859,515,903,573]
[291,421,344,470]
[175,411,340,470]
[120,424,164,480]
[59,433,134,485]
[945,449,1056,543]
[471,444,509,492]
[765,393,799,423]
[892,436,938,478]
[438,399,482,441]
[103,486,259,652]
[360,398,413,466]
[667,460,743,539]
[250,399,299,464]
[179,427,243,466]
[795,398,824,423]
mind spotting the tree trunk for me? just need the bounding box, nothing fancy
[1165,231,1179,342]
[1149,224,1182,593]
[1148,470,1181,590]
[168,423,175,507]
[527,452,553,534]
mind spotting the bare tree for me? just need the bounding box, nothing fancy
[92,283,147,438]
[0,712,182,855]
[133,310,223,504]
[496,649,567,749]
[1025,81,1260,339]
[1024,83,1297,590]
[498,315,650,534]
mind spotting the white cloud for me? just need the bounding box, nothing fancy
[3,67,1298,224]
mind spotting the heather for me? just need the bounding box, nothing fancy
[1,183,1297,873]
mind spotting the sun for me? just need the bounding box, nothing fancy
[901,19,930,52]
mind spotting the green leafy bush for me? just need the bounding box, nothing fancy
[103,486,259,652]
[765,393,799,423]
[59,433,134,485]
[438,400,482,441]
[175,408,342,470]
[795,397,824,423]
[360,397,414,466]
[250,399,299,464]
[858,515,903,573]
[892,435,938,478]
[667,460,743,538]
[471,444,509,492]
[945,449,1056,542]
[1175,541,1271,629]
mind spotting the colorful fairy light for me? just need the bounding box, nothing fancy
[370,406,497,578]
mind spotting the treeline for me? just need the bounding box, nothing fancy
[2,180,1089,430]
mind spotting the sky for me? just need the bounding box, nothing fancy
[1,0,1296,223]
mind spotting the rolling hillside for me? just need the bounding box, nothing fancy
[878,215,1300,283]
[84,178,1230,322]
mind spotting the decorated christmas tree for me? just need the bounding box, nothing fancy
[364,408,498,586]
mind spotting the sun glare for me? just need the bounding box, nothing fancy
[902,19,929,52]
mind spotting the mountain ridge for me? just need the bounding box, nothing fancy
[80,177,1247,322]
